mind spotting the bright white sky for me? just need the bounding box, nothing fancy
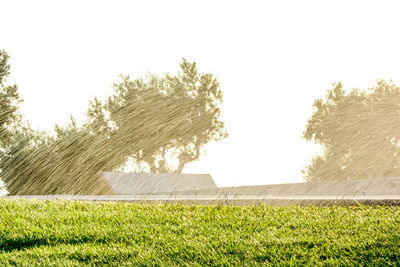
[2,0,400,186]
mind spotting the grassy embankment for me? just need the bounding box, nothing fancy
[0,199,399,266]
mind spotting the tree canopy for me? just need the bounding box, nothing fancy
[303,80,400,181]
[87,58,227,174]
[1,58,227,195]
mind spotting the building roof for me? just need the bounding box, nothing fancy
[100,172,217,195]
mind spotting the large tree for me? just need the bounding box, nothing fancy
[303,80,400,181]
[2,58,227,195]
[87,58,227,173]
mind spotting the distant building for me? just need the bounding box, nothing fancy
[98,172,217,195]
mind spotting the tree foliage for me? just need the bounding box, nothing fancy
[1,58,227,195]
[87,58,227,173]
[303,80,400,181]
[1,120,118,195]
[0,50,22,147]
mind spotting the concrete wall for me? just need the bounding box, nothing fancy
[100,172,217,195]
[170,177,400,197]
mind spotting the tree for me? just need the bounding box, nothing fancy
[1,58,227,195]
[0,50,22,147]
[1,118,119,195]
[87,58,227,174]
[303,80,400,181]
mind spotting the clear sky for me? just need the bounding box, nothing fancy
[2,0,400,186]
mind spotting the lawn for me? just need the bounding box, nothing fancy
[0,199,399,266]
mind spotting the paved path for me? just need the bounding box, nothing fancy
[2,195,400,206]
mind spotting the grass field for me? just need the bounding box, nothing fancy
[0,200,399,266]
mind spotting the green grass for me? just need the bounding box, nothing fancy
[0,200,399,266]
